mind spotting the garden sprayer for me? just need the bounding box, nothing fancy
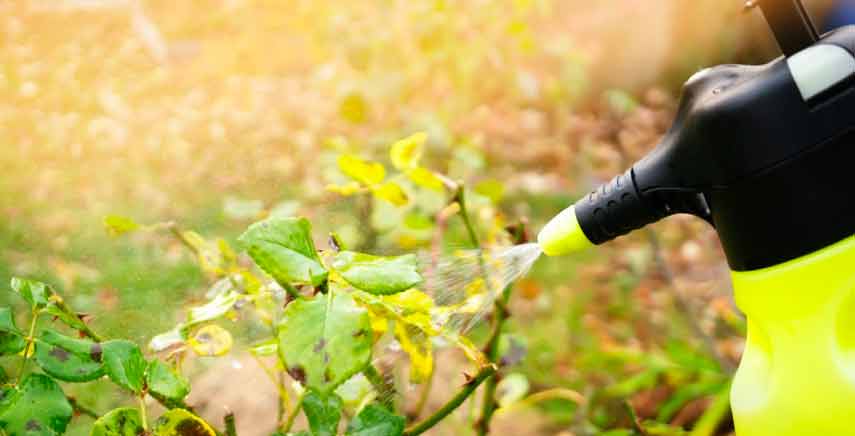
[537,1,855,434]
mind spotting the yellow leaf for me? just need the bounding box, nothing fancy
[103,215,139,237]
[395,322,433,383]
[188,325,233,357]
[406,167,445,191]
[339,92,369,124]
[371,182,408,206]
[338,154,385,185]
[326,182,363,196]
[390,132,427,170]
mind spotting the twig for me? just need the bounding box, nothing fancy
[138,395,148,431]
[224,411,238,436]
[409,369,434,421]
[646,229,735,373]
[281,391,305,432]
[49,298,104,342]
[476,222,527,436]
[454,187,480,248]
[68,396,99,419]
[403,365,497,436]
[16,310,39,380]
[363,364,396,411]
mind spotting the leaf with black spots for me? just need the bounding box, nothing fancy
[0,374,73,435]
[344,404,405,436]
[153,409,216,436]
[34,330,104,382]
[0,308,26,355]
[277,292,371,394]
[302,390,343,436]
[90,408,144,436]
[101,340,147,394]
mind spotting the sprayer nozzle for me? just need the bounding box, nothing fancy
[537,206,593,256]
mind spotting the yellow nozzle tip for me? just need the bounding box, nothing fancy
[537,206,594,256]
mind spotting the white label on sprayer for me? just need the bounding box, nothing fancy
[787,44,855,101]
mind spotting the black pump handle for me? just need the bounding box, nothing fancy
[756,0,819,56]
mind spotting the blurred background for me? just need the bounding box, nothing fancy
[0,0,847,435]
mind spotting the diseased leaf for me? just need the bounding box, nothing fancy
[188,325,233,357]
[371,182,408,206]
[34,330,104,383]
[338,155,385,186]
[101,340,147,393]
[0,308,26,355]
[394,322,432,383]
[390,132,427,170]
[239,217,328,287]
[277,292,371,394]
[344,404,405,436]
[331,251,422,295]
[149,328,185,352]
[405,167,444,191]
[302,390,343,436]
[0,374,72,436]
[146,360,190,405]
[326,182,363,196]
[103,215,139,237]
[90,408,143,436]
[181,231,232,276]
[185,291,240,329]
[153,409,216,436]
[11,277,54,310]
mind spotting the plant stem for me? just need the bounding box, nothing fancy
[51,298,104,342]
[476,223,527,436]
[138,395,148,431]
[403,364,497,436]
[363,364,395,411]
[281,282,302,300]
[16,310,39,380]
[224,411,238,436]
[68,396,99,419]
[455,188,480,248]
[281,391,305,433]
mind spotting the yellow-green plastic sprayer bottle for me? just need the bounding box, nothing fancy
[537,2,855,434]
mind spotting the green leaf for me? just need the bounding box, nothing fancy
[146,360,190,405]
[0,308,26,355]
[0,374,73,435]
[101,340,147,393]
[277,292,372,394]
[34,330,104,382]
[239,217,328,287]
[11,278,54,310]
[474,179,505,204]
[331,251,422,295]
[344,404,405,436]
[103,215,139,237]
[389,132,427,170]
[338,155,385,186]
[90,408,143,436]
[153,409,216,436]
[302,390,343,436]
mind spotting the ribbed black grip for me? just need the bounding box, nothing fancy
[575,169,656,244]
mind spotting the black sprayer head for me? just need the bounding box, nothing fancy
[540,16,855,271]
